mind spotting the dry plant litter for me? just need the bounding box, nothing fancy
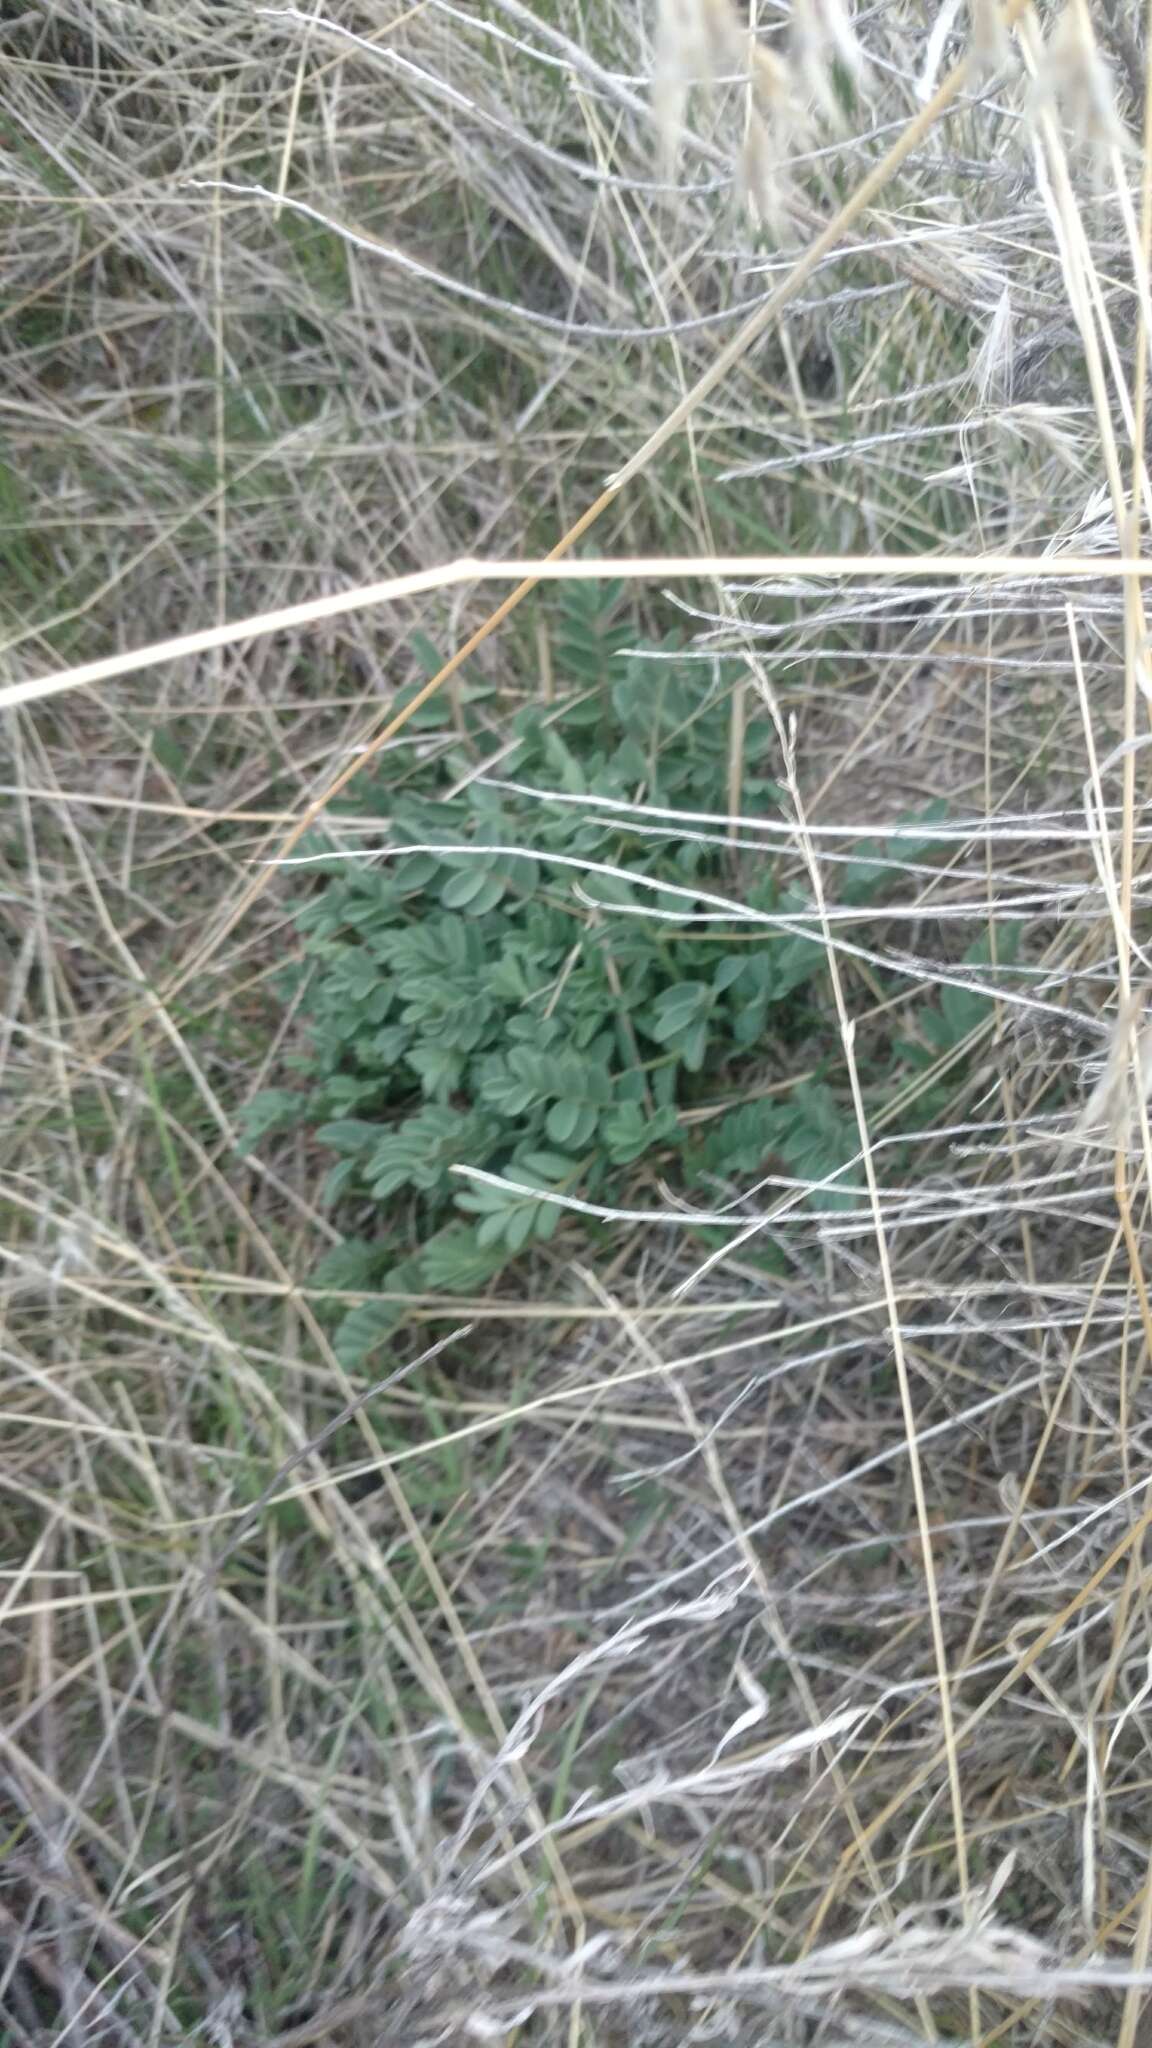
[3,0,1152,2043]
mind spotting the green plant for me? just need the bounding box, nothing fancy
[244,591,948,1363]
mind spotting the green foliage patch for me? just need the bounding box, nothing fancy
[243,588,998,1364]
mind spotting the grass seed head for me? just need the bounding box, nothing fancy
[1031,0,1129,177]
[741,44,807,231]
[968,0,1014,80]
[788,0,873,130]
[653,0,742,176]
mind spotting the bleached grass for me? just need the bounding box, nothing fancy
[3,0,1152,2043]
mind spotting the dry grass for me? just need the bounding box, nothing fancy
[3,1,1152,2043]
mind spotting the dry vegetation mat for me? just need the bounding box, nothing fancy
[3,1,1152,2043]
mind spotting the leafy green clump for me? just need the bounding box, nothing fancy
[243,592,971,1363]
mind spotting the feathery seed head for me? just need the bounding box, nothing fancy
[1031,0,1129,178]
